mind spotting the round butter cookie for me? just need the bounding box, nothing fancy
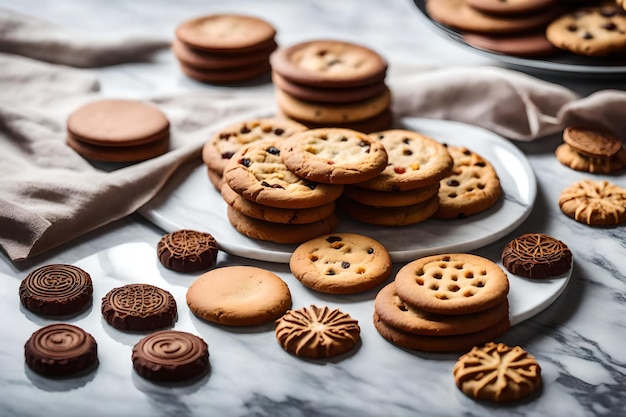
[562,125,623,158]
[558,179,626,226]
[275,305,360,359]
[289,233,392,294]
[453,342,541,403]
[394,253,510,316]
[186,266,291,326]
[281,128,388,184]
[339,194,439,226]
[157,229,219,273]
[555,143,626,173]
[223,138,344,209]
[501,233,572,279]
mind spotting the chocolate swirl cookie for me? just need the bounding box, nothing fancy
[157,230,219,273]
[501,233,572,279]
[132,330,209,382]
[19,264,93,316]
[101,284,177,331]
[24,323,98,377]
[275,305,360,359]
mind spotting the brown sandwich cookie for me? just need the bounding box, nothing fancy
[157,229,219,273]
[501,233,572,279]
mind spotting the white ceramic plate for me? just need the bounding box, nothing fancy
[140,117,537,263]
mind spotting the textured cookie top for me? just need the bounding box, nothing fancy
[355,129,453,191]
[275,305,360,359]
[453,342,542,403]
[67,99,169,146]
[558,179,626,226]
[270,40,387,87]
[501,233,572,279]
[394,253,510,315]
[101,284,177,331]
[223,138,344,209]
[281,128,388,184]
[563,125,622,158]
[157,229,219,273]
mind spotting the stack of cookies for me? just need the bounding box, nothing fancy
[555,125,626,173]
[270,40,393,133]
[174,14,277,84]
[339,130,453,226]
[373,253,511,353]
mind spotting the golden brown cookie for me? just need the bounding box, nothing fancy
[343,183,439,208]
[464,0,557,15]
[275,305,360,359]
[394,253,510,316]
[289,233,392,294]
[563,125,623,158]
[435,145,502,219]
[453,342,542,403]
[501,233,572,279]
[339,194,439,226]
[555,143,626,174]
[281,128,388,184]
[282,108,394,134]
[186,266,292,326]
[558,179,626,226]
[463,31,559,57]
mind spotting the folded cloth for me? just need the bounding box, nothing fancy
[0,7,170,67]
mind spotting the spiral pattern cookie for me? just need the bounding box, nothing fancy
[132,330,210,382]
[558,179,626,226]
[19,264,93,316]
[275,305,360,359]
[24,323,98,377]
[157,229,219,273]
[453,342,542,403]
[101,284,177,331]
[501,233,572,279]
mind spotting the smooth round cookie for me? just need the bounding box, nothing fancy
[558,179,626,226]
[394,253,510,316]
[24,323,98,377]
[202,117,308,175]
[223,138,344,209]
[465,0,557,15]
[270,40,388,88]
[19,264,93,317]
[354,130,453,192]
[555,143,626,173]
[186,266,292,326]
[501,233,572,279]
[157,230,219,273]
[66,133,169,162]
[339,194,439,226]
[172,38,276,70]
[101,284,177,332]
[281,128,388,184]
[343,183,439,208]
[132,330,209,383]
[179,60,271,84]
[435,145,502,219]
[563,125,623,158]
[463,31,559,57]
[289,233,392,294]
[454,342,542,403]
[275,305,360,359]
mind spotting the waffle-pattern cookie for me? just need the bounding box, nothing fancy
[558,179,626,226]
[501,233,572,279]
[453,342,542,403]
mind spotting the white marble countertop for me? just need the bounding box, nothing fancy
[1,1,625,416]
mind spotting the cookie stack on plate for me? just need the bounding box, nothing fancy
[270,39,393,132]
[174,14,277,83]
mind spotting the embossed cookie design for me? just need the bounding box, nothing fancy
[501,233,572,279]
[157,229,219,273]
[558,179,626,226]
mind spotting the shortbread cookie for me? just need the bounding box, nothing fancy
[546,4,626,56]
[290,233,392,294]
[157,229,219,273]
[227,206,339,244]
[132,330,209,382]
[435,145,502,219]
[453,342,542,403]
[343,183,439,208]
[373,312,510,353]
[25,323,98,377]
[374,283,509,336]
[394,253,510,315]
[501,233,572,279]
[270,40,388,88]
[558,179,626,226]
[187,266,292,326]
[563,125,623,158]
[19,264,93,317]
[465,0,557,15]
[555,143,626,174]
[354,130,453,192]
[223,138,344,209]
[281,128,388,184]
[179,60,272,84]
[275,305,360,359]
[221,182,336,224]
[172,38,276,70]
[339,194,439,226]
[463,31,559,57]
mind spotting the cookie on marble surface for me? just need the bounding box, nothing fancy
[394,253,510,316]
[562,125,623,158]
[281,128,388,184]
[434,145,502,220]
[339,194,439,226]
[558,179,626,226]
[19,264,93,317]
[275,305,360,359]
[289,233,392,294]
[555,143,626,174]
[223,138,344,209]
[463,31,559,57]
[453,342,542,403]
[25,323,98,377]
[464,0,557,15]
[101,284,177,332]
[501,233,572,279]
[132,330,210,383]
[186,266,291,326]
[343,183,439,208]
[157,229,219,273]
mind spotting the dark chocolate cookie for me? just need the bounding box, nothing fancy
[157,230,219,273]
[501,233,572,279]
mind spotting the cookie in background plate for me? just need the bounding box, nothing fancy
[501,233,572,279]
[558,179,626,226]
[157,230,219,273]
[464,0,558,15]
[463,30,559,57]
